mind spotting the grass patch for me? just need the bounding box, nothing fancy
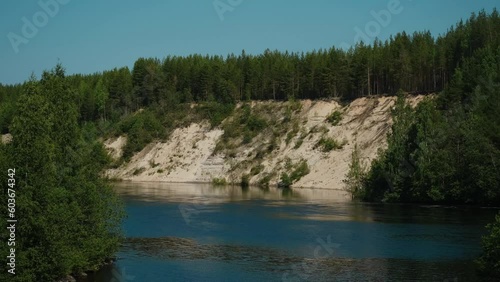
[326,110,343,126]
[258,173,275,188]
[286,121,300,144]
[216,103,269,152]
[314,137,344,152]
[293,131,308,149]
[279,159,310,188]
[132,167,146,176]
[250,164,265,175]
[212,177,228,186]
[149,159,160,168]
[197,102,235,128]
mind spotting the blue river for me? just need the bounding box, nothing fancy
[83,182,498,282]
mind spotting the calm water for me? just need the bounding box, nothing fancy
[85,182,498,282]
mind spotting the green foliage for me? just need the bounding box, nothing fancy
[0,11,499,135]
[1,10,499,279]
[280,173,292,188]
[477,213,500,280]
[0,100,16,134]
[94,77,109,121]
[218,104,269,151]
[280,159,310,188]
[294,131,308,149]
[362,44,500,205]
[212,177,228,186]
[290,160,310,183]
[240,174,250,188]
[132,167,146,176]
[197,102,235,127]
[119,110,163,160]
[240,105,268,132]
[250,164,265,175]
[1,66,123,281]
[315,136,344,152]
[258,173,274,188]
[343,144,367,199]
[286,121,300,144]
[326,110,342,126]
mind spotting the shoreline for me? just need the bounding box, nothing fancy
[109,178,350,191]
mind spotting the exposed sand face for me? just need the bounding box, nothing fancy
[1,133,12,144]
[106,122,226,183]
[104,136,127,160]
[105,96,425,190]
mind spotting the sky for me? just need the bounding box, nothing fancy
[0,0,498,85]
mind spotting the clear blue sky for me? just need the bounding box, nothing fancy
[0,0,497,85]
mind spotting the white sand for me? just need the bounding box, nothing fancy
[105,96,425,190]
[1,133,12,144]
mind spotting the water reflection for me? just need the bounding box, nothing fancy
[85,182,500,282]
[113,181,351,204]
[119,236,474,281]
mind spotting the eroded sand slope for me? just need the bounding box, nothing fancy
[105,96,425,189]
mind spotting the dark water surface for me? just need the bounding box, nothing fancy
[85,182,498,281]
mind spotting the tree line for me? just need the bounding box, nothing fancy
[1,10,499,131]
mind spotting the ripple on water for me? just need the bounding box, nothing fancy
[122,237,477,281]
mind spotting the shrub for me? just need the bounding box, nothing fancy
[198,102,235,127]
[326,110,342,126]
[250,164,264,175]
[315,137,343,152]
[119,110,163,160]
[218,103,268,149]
[476,213,500,280]
[286,121,300,144]
[258,173,274,188]
[246,114,268,132]
[289,99,302,112]
[243,132,253,144]
[279,159,310,188]
[343,144,367,200]
[212,177,227,186]
[291,160,310,180]
[241,174,250,188]
[294,138,304,149]
[280,173,292,188]
[132,167,146,175]
[294,131,308,149]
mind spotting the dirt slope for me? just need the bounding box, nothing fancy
[105,96,425,190]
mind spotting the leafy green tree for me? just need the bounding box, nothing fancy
[344,143,366,199]
[477,213,500,280]
[1,67,123,281]
[95,77,109,121]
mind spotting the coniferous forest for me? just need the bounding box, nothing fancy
[0,9,500,282]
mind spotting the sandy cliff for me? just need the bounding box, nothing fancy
[105,96,425,189]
